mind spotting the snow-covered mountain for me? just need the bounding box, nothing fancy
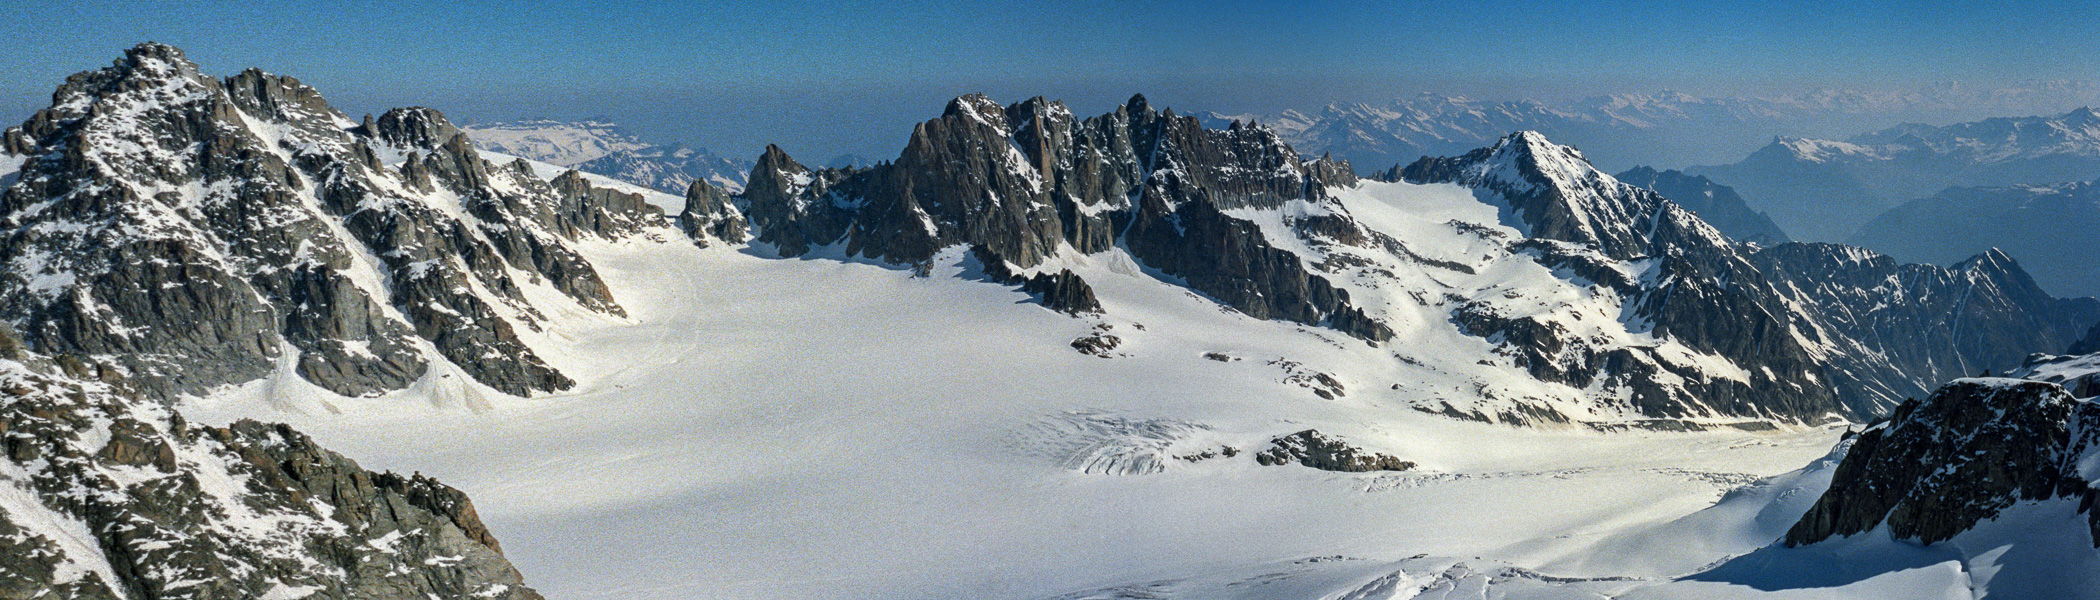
[462,120,752,194]
[7,44,2100,600]
[1687,107,2100,243]
[0,43,673,400]
[1200,95,1599,175]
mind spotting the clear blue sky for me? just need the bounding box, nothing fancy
[3,0,2097,161]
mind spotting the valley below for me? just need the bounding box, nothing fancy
[186,192,1863,600]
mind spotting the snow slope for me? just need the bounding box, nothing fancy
[184,180,1865,599]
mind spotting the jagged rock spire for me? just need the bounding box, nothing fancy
[728,92,1393,342]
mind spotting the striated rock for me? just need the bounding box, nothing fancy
[0,339,541,598]
[1255,429,1413,472]
[1751,245,2098,413]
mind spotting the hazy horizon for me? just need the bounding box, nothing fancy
[7,0,2100,164]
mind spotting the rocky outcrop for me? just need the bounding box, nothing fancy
[1615,166,1789,245]
[1018,271,1101,315]
[0,43,656,399]
[1786,378,2092,547]
[548,169,665,239]
[1071,333,1122,357]
[0,333,541,598]
[973,246,1102,315]
[1255,429,1413,472]
[679,178,747,246]
[2073,323,2100,356]
[734,94,1392,342]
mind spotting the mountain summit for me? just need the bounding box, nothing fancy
[0,43,663,399]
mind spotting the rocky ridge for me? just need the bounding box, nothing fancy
[0,322,540,599]
[724,93,1392,342]
[0,43,665,400]
[1784,369,2100,548]
[1687,107,2100,243]
[1849,178,2100,297]
[1614,166,1789,245]
[1255,429,1414,472]
[689,91,2096,423]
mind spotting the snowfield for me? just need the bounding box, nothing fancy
[182,180,2051,599]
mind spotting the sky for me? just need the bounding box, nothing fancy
[3,0,2098,161]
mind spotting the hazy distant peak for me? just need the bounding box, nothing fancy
[460,119,649,166]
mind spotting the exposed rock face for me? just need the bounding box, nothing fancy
[2073,323,2100,356]
[1749,245,2098,412]
[1018,271,1102,315]
[974,246,1101,314]
[0,339,541,598]
[1401,131,1723,261]
[678,178,747,246]
[548,169,665,239]
[1615,166,1789,245]
[1255,429,1413,472]
[1786,378,2093,547]
[0,43,660,399]
[1071,328,1122,358]
[736,94,1392,342]
[1401,132,2099,418]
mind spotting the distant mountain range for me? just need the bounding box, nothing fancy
[1685,107,2100,244]
[1851,180,2100,297]
[462,119,752,194]
[1202,84,2100,174]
